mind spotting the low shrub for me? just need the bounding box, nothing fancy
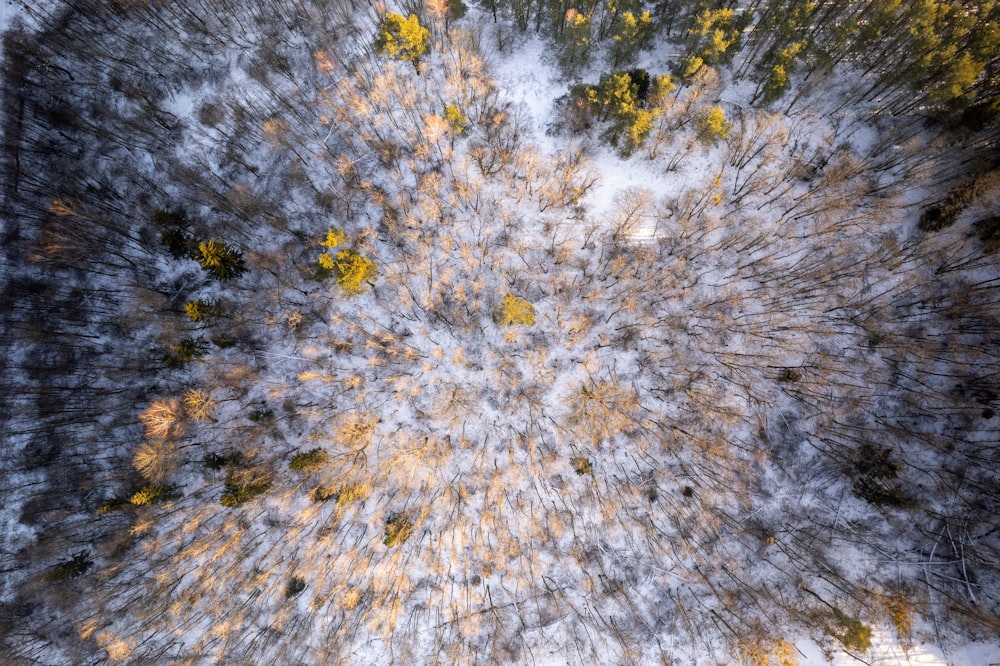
[289,448,329,471]
[284,576,306,598]
[203,451,245,470]
[221,470,272,507]
[384,513,414,547]
[130,484,178,506]
[41,551,92,583]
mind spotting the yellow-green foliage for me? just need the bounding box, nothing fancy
[493,293,536,327]
[289,448,329,471]
[374,13,432,64]
[574,70,670,155]
[384,514,414,547]
[317,252,336,272]
[221,470,272,507]
[610,10,654,66]
[831,610,872,652]
[695,106,731,143]
[444,104,469,135]
[130,484,176,506]
[317,228,349,277]
[317,227,377,294]
[653,74,675,99]
[881,594,913,641]
[184,299,212,322]
[689,8,742,65]
[761,40,807,104]
[680,55,704,82]
[324,248,378,296]
[322,227,348,249]
[196,240,246,280]
[559,10,592,71]
[566,10,590,37]
[625,108,657,154]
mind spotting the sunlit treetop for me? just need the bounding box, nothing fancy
[695,105,731,143]
[374,13,432,66]
[320,248,378,297]
[493,293,536,327]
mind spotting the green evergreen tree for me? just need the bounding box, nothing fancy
[678,54,704,83]
[162,338,208,368]
[558,9,594,74]
[609,9,654,67]
[384,513,415,547]
[757,40,808,105]
[444,104,470,135]
[130,484,178,506]
[694,105,731,144]
[196,240,246,280]
[184,299,213,322]
[284,577,306,598]
[685,8,745,67]
[572,69,670,155]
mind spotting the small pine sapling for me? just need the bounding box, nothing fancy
[249,406,275,423]
[309,485,339,502]
[831,610,872,652]
[444,104,470,135]
[154,209,194,259]
[97,497,130,515]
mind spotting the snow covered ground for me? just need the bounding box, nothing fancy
[3,3,1000,665]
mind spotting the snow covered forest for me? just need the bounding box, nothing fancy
[2,0,1000,663]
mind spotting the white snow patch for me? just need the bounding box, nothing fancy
[795,636,1000,665]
